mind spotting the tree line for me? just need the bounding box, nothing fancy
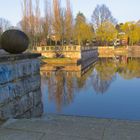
[0,18,11,36]
[0,1,140,48]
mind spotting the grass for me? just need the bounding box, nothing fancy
[41,57,78,64]
[42,57,72,61]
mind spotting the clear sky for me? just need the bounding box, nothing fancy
[0,0,140,26]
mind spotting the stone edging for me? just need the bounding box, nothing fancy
[0,53,41,63]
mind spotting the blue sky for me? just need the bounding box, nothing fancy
[0,0,140,26]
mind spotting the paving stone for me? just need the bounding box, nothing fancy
[3,121,103,139]
[2,117,107,139]
[41,133,98,140]
[103,127,140,140]
[0,128,43,140]
[103,120,140,140]
[2,115,140,140]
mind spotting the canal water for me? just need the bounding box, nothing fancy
[41,57,140,121]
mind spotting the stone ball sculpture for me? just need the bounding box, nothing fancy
[0,29,29,54]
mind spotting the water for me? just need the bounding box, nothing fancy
[41,58,140,120]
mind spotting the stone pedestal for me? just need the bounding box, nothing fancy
[0,53,43,120]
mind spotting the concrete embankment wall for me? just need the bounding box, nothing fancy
[81,46,98,61]
[98,46,140,58]
[0,53,42,120]
[98,46,115,57]
[36,45,98,61]
[98,46,130,57]
[128,46,140,57]
[36,45,81,59]
[128,46,140,51]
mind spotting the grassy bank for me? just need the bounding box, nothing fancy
[41,57,79,64]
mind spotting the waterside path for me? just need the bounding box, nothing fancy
[0,114,140,140]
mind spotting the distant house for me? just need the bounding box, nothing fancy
[118,32,128,46]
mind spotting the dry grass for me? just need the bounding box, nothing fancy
[41,57,78,64]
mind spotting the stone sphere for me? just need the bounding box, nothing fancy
[0,29,29,54]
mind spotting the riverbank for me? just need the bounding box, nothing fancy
[98,46,140,58]
[0,114,140,140]
[42,57,79,64]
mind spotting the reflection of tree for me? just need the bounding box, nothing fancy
[66,73,74,104]
[46,70,75,111]
[92,59,116,94]
[118,58,140,79]
[92,58,140,94]
[42,58,140,112]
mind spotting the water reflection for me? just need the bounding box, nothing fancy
[117,58,140,79]
[92,59,117,94]
[42,70,75,111]
[41,59,96,112]
[41,57,140,116]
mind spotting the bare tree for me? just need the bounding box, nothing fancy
[21,0,42,48]
[60,8,66,46]
[34,0,42,46]
[65,0,73,44]
[92,4,117,29]
[35,0,40,32]
[52,0,63,45]
[42,0,52,45]
[28,0,35,41]
[21,0,34,42]
[0,18,10,49]
[0,18,11,32]
[21,0,28,32]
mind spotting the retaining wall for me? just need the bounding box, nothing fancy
[0,53,42,120]
[36,45,98,61]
